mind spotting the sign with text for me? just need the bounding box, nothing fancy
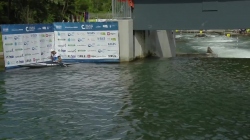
[1,24,54,67]
[53,22,119,60]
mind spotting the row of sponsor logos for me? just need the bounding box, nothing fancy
[57,37,117,42]
[55,24,117,30]
[7,58,41,65]
[56,43,117,47]
[3,34,53,40]
[5,52,50,58]
[3,31,116,41]
[5,46,52,53]
[60,54,118,58]
[3,37,115,46]
[4,40,53,46]
[57,31,117,36]
[3,26,51,33]
[57,49,118,53]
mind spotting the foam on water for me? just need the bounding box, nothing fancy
[178,34,250,58]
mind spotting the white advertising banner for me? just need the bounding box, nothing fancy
[53,22,119,61]
[1,24,54,68]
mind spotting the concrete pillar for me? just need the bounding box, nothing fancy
[134,30,147,58]
[118,19,134,62]
[146,30,176,58]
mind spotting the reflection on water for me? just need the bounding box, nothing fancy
[0,58,250,139]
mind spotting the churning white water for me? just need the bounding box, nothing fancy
[176,33,250,58]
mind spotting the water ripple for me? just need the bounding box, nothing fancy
[0,59,250,139]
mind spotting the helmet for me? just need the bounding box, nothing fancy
[50,49,54,52]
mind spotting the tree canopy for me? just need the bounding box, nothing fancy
[0,0,112,24]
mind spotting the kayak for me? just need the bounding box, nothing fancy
[19,62,72,68]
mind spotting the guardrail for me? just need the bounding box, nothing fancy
[112,0,132,19]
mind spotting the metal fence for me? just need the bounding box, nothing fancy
[112,0,132,19]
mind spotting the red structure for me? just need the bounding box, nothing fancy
[118,0,134,8]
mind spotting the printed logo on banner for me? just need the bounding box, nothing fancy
[107,32,116,35]
[15,54,24,58]
[81,24,93,29]
[47,44,52,47]
[100,32,106,35]
[68,55,76,58]
[97,37,105,41]
[108,55,117,57]
[68,49,76,52]
[24,48,31,50]
[88,44,95,47]
[98,49,104,53]
[31,34,37,37]
[68,38,76,42]
[58,44,66,47]
[15,48,23,51]
[32,47,38,50]
[87,50,96,52]
[26,26,35,32]
[58,32,66,36]
[31,41,37,44]
[58,39,66,41]
[2,28,9,32]
[32,53,40,55]
[55,25,62,29]
[24,42,29,45]
[103,25,108,28]
[15,42,23,46]
[108,43,116,46]
[68,33,74,36]
[77,32,85,36]
[16,60,24,64]
[77,44,86,46]
[26,59,32,62]
[88,38,95,41]
[25,54,31,56]
[4,43,13,46]
[40,39,45,42]
[77,55,85,58]
[87,32,95,35]
[68,44,75,46]
[5,49,14,53]
[58,49,66,52]
[78,38,85,42]
[78,50,86,52]
[5,55,14,58]
[14,36,20,40]
[108,38,116,41]
[4,36,13,40]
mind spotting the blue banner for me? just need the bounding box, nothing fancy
[53,22,118,31]
[1,24,54,35]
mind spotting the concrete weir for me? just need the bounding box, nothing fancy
[118,19,176,62]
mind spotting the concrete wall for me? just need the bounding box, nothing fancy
[133,0,250,30]
[134,30,176,58]
[118,19,176,62]
[118,19,134,62]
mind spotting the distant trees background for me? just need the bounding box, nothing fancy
[0,0,112,24]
